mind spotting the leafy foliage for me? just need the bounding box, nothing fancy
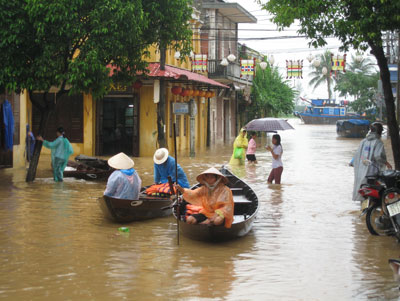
[246,63,295,121]
[0,0,193,99]
[335,55,380,115]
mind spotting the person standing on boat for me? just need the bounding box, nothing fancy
[104,152,142,200]
[229,128,248,165]
[175,167,234,228]
[37,127,73,182]
[351,122,392,202]
[246,132,257,164]
[153,148,190,188]
[266,134,283,184]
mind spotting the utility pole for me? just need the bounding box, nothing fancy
[157,46,167,148]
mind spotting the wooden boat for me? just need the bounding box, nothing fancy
[64,155,114,180]
[174,166,259,241]
[336,119,370,138]
[98,190,173,223]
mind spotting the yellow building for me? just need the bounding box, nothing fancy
[3,7,228,170]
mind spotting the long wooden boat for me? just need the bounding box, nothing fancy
[64,155,113,180]
[98,190,173,223]
[174,166,259,241]
[336,119,370,138]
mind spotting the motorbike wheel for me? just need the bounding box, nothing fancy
[366,204,388,236]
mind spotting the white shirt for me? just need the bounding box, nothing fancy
[271,144,283,168]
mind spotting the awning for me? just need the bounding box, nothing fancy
[146,63,229,89]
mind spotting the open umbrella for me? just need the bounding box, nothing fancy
[244,118,294,132]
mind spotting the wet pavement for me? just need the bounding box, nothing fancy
[1,119,400,300]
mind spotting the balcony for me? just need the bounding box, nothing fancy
[207,59,253,85]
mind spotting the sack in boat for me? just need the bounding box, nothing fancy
[234,147,243,159]
[145,183,172,195]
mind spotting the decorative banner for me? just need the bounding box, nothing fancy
[240,58,255,77]
[331,53,347,76]
[286,60,303,78]
[192,54,208,72]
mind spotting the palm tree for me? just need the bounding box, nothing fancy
[347,53,376,74]
[308,51,335,100]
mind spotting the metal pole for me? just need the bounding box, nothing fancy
[397,31,400,122]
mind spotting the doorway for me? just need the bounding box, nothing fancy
[97,94,140,157]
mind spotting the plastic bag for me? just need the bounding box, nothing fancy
[234,147,243,159]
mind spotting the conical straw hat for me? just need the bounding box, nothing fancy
[153,148,169,164]
[196,167,228,184]
[108,152,134,170]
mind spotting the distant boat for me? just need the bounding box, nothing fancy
[336,119,370,138]
[294,98,363,125]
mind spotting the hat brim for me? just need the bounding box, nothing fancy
[153,148,169,164]
[108,153,134,170]
[196,167,228,184]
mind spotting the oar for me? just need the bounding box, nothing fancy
[172,123,180,245]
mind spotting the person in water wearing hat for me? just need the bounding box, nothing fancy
[37,126,73,182]
[104,152,142,200]
[175,167,234,228]
[153,148,190,188]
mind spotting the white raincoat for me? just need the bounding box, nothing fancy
[352,132,387,201]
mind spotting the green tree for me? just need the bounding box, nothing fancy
[247,63,295,121]
[0,0,193,181]
[260,0,400,169]
[335,54,380,115]
[308,51,335,100]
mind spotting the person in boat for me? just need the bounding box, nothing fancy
[175,167,234,228]
[266,134,283,184]
[37,127,73,182]
[104,152,142,200]
[351,122,392,202]
[153,148,190,188]
[246,132,257,164]
[229,128,248,165]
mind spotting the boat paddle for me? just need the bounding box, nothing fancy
[168,122,181,245]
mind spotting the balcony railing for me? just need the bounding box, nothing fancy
[207,60,253,83]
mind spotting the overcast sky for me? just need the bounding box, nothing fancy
[224,0,370,101]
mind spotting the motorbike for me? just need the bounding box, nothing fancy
[360,167,400,241]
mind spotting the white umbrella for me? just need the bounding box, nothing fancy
[244,118,294,132]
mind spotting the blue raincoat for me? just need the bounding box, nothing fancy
[43,136,73,182]
[104,169,142,200]
[2,100,14,150]
[154,156,190,188]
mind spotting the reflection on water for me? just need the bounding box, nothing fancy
[1,119,400,300]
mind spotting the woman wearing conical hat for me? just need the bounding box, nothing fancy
[104,152,142,200]
[175,167,234,228]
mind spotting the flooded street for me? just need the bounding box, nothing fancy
[1,119,400,300]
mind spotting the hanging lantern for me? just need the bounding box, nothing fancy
[199,91,206,97]
[186,89,193,96]
[133,80,143,90]
[259,61,268,70]
[313,59,320,67]
[306,53,314,63]
[174,51,181,60]
[220,58,229,67]
[171,86,182,95]
[206,91,212,98]
[180,88,186,96]
[227,53,236,63]
[322,67,328,75]
[193,90,200,97]
[269,55,275,65]
[210,91,216,97]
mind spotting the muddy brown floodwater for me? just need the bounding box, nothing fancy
[1,119,400,300]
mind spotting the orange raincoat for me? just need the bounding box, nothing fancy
[182,183,234,228]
